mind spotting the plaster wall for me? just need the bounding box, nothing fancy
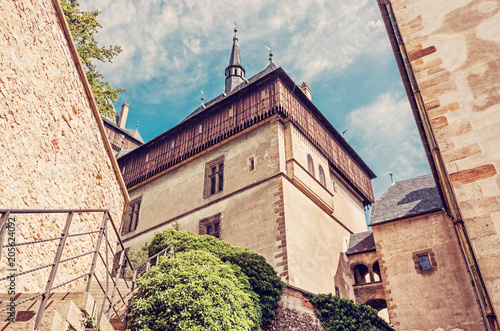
[286,123,366,234]
[389,0,500,311]
[122,117,281,243]
[0,0,126,292]
[283,178,354,297]
[373,211,483,330]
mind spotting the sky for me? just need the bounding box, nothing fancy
[80,0,431,200]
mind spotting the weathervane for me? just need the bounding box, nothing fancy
[265,46,273,64]
[201,90,206,108]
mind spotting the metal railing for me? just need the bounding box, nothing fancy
[130,244,174,290]
[0,209,136,329]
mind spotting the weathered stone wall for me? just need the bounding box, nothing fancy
[263,287,325,331]
[388,0,500,315]
[373,211,483,330]
[0,0,127,292]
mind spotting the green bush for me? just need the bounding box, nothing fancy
[306,294,393,331]
[148,230,285,324]
[128,250,261,331]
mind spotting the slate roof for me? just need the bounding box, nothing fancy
[101,114,144,144]
[370,174,443,226]
[346,231,376,255]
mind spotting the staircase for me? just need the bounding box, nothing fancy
[0,291,115,331]
[78,278,136,331]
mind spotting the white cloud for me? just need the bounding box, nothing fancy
[80,0,389,103]
[346,93,431,198]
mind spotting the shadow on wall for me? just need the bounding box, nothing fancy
[333,252,353,298]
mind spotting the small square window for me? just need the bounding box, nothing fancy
[413,249,437,273]
[418,255,432,270]
[199,213,221,239]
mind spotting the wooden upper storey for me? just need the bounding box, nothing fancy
[118,66,375,204]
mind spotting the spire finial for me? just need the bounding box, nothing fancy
[136,120,139,130]
[233,22,238,39]
[389,172,394,184]
[201,90,206,108]
[265,46,273,64]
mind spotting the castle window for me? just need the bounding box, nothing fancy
[249,157,255,171]
[171,140,175,149]
[413,249,437,273]
[121,197,141,235]
[418,255,432,270]
[318,165,326,187]
[204,155,225,198]
[199,124,203,134]
[262,90,266,100]
[199,213,221,238]
[307,154,315,177]
[229,107,233,118]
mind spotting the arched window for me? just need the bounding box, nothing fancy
[353,264,370,285]
[373,261,382,282]
[307,154,315,177]
[318,165,326,187]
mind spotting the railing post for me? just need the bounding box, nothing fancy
[97,220,109,327]
[0,212,11,262]
[34,212,74,329]
[107,249,125,319]
[86,212,108,292]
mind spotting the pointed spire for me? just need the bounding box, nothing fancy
[225,23,245,93]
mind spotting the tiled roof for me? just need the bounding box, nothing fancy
[370,174,443,226]
[346,231,375,255]
[101,114,144,144]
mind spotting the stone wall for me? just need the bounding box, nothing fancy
[0,0,127,292]
[373,211,483,330]
[388,0,500,315]
[263,287,325,331]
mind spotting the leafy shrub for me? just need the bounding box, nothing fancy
[128,250,261,331]
[148,230,284,324]
[306,294,393,331]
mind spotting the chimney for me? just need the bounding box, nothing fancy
[299,82,312,101]
[118,103,129,129]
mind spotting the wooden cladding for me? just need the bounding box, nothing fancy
[276,80,374,202]
[119,80,280,188]
[118,74,374,203]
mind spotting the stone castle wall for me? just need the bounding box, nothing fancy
[389,0,500,319]
[0,0,127,292]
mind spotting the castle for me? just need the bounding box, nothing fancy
[117,27,375,298]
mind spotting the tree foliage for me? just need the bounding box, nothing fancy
[306,294,394,331]
[128,250,261,331]
[148,230,285,325]
[61,0,124,117]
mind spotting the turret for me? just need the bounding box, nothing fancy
[225,26,245,93]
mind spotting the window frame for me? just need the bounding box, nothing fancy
[121,197,142,235]
[203,155,225,198]
[412,249,437,273]
[307,154,315,177]
[199,213,222,238]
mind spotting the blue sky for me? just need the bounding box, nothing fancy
[81,0,430,200]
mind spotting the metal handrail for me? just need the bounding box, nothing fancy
[130,244,175,288]
[0,209,136,329]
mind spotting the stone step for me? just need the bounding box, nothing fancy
[0,292,116,331]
